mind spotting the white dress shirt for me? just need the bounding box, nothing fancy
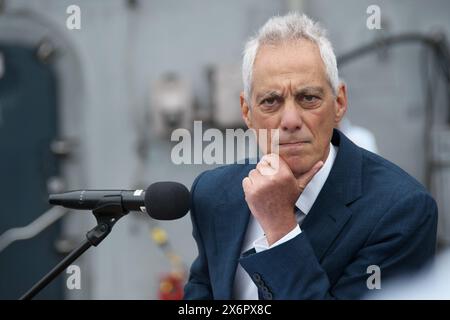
[233,143,338,299]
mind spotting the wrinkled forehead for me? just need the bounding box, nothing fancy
[252,39,330,93]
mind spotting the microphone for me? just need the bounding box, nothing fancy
[48,182,190,220]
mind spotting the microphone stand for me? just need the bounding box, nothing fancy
[20,197,128,300]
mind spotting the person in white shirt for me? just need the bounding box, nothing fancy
[184,12,437,300]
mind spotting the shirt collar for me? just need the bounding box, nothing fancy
[296,143,338,215]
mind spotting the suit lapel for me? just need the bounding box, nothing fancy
[301,188,353,261]
[302,129,363,261]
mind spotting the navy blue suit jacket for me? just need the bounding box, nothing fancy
[184,129,438,299]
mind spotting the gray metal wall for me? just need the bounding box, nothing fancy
[308,0,450,182]
[2,0,286,299]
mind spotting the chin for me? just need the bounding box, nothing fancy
[280,153,315,177]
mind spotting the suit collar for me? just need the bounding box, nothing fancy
[328,128,363,204]
[301,129,363,260]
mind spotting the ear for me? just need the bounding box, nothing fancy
[334,83,348,124]
[240,92,252,128]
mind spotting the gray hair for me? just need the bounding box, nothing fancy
[242,12,339,104]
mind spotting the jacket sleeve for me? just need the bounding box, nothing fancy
[183,172,213,299]
[238,190,438,299]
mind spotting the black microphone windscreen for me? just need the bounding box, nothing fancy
[144,182,190,220]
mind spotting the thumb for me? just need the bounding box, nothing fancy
[297,160,324,191]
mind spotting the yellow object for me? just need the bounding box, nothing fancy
[151,227,168,245]
[160,280,174,293]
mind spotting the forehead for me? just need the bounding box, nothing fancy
[252,39,329,91]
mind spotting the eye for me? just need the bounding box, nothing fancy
[302,95,318,103]
[260,97,279,108]
[299,94,321,108]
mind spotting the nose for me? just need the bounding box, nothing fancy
[280,99,302,133]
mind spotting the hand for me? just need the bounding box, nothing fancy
[242,154,323,246]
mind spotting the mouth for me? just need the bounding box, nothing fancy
[279,141,310,147]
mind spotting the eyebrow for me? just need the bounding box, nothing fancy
[255,90,282,102]
[255,86,326,102]
[294,86,325,96]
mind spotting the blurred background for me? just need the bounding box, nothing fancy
[0,0,449,299]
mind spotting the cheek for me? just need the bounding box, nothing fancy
[308,104,335,134]
[252,111,281,153]
[303,106,335,156]
[252,110,280,130]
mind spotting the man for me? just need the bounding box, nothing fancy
[184,13,437,299]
